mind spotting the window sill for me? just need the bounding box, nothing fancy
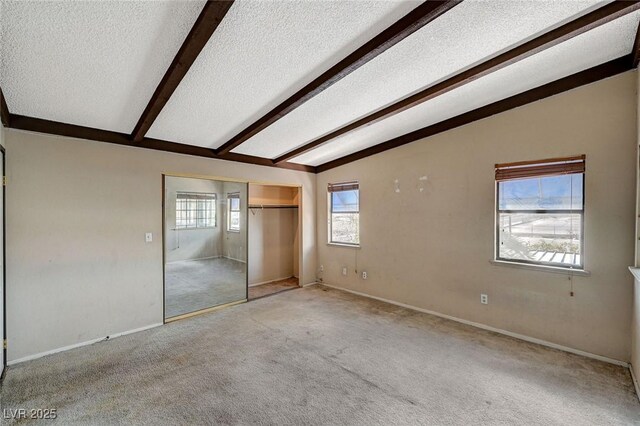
[327,242,361,249]
[490,259,590,276]
[172,227,216,231]
[227,229,240,233]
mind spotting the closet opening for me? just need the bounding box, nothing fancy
[247,184,301,300]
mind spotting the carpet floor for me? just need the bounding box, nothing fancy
[1,285,638,425]
[164,257,246,318]
[248,277,299,300]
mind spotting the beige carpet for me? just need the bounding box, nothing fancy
[164,257,246,318]
[2,285,638,425]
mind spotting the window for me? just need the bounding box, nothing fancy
[227,193,241,232]
[328,182,359,246]
[176,192,216,229]
[495,155,585,269]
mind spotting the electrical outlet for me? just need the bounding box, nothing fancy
[145,232,153,243]
[362,271,367,279]
[480,294,488,304]
[320,265,324,272]
[342,267,347,276]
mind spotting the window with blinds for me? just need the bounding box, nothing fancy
[227,192,241,232]
[176,192,216,229]
[495,155,585,269]
[328,182,359,246]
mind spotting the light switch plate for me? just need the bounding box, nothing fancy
[145,232,153,243]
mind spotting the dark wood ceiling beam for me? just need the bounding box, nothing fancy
[277,0,640,164]
[8,114,315,173]
[0,88,10,127]
[316,55,632,173]
[4,55,633,174]
[215,0,462,155]
[131,0,234,142]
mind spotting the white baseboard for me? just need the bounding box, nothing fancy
[320,283,629,368]
[249,276,295,287]
[302,281,319,287]
[7,323,163,366]
[630,364,640,402]
[223,255,246,264]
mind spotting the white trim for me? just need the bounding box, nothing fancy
[170,226,217,231]
[249,276,295,287]
[327,242,361,249]
[165,299,246,323]
[302,281,319,288]
[321,283,628,367]
[7,323,163,366]
[223,255,246,264]
[490,259,590,276]
[630,364,640,402]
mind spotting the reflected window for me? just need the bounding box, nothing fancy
[328,182,359,246]
[227,193,241,232]
[176,192,216,229]
[495,156,585,269]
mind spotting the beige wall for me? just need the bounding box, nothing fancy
[5,131,316,362]
[317,70,637,362]
[164,176,223,263]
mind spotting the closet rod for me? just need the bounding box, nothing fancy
[248,204,298,209]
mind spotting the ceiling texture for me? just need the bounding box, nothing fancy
[1,0,639,173]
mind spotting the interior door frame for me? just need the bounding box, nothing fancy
[243,181,304,290]
[1,145,6,380]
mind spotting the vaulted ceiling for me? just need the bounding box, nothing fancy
[1,0,639,173]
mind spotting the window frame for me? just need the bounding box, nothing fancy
[328,182,360,247]
[227,192,241,233]
[175,192,216,230]
[494,156,585,270]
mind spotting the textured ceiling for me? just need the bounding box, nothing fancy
[291,10,640,166]
[0,0,636,170]
[147,0,420,147]
[0,0,204,133]
[232,0,607,159]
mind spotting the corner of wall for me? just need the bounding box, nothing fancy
[631,68,640,399]
[0,123,5,150]
[631,360,640,403]
[312,172,319,286]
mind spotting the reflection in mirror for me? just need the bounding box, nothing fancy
[164,176,247,319]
